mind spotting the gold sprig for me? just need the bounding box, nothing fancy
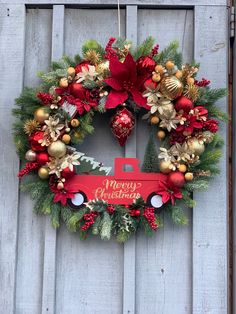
[84,49,101,65]
[23,119,40,135]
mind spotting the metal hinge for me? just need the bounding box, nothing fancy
[230,6,235,39]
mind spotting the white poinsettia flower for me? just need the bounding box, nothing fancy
[76,65,98,83]
[170,143,193,162]
[158,147,173,162]
[60,152,81,171]
[159,109,180,132]
[47,157,63,178]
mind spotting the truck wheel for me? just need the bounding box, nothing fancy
[67,191,87,211]
[147,193,163,209]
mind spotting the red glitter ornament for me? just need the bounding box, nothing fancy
[110,107,135,146]
[167,171,185,188]
[36,152,49,165]
[29,131,45,152]
[175,96,194,113]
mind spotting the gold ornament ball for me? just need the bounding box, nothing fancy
[175,70,183,79]
[62,134,71,144]
[59,77,69,88]
[156,130,166,140]
[185,172,194,181]
[155,64,164,74]
[188,138,205,155]
[178,164,187,173]
[38,167,49,180]
[160,76,183,100]
[67,67,76,77]
[48,140,67,158]
[25,149,37,161]
[187,77,195,85]
[70,118,80,127]
[151,116,160,125]
[34,107,49,124]
[152,73,161,83]
[57,182,64,190]
[165,60,175,70]
[160,160,172,174]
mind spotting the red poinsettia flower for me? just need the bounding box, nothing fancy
[73,89,98,115]
[49,176,76,206]
[104,53,148,109]
[156,181,182,205]
[204,118,219,133]
[53,189,75,206]
[55,83,98,115]
[176,114,203,135]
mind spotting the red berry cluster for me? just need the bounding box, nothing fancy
[37,92,53,105]
[81,212,98,231]
[129,209,141,217]
[18,162,39,178]
[143,207,158,230]
[104,37,116,59]
[107,205,115,215]
[195,78,210,87]
[151,44,159,57]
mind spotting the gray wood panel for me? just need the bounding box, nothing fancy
[193,6,228,314]
[0,4,25,314]
[15,8,52,314]
[1,3,229,314]
[135,9,193,314]
[55,8,126,314]
[0,0,228,6]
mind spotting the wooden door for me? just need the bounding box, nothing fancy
[0,1,228,313]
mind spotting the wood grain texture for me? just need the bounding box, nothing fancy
[0,5,25,314]
[54,8,125,314]
[122,6,137,314]
[193,6,228,314]
[135,9,193,314]
[0,1,228,6]
[41,5,64,314]
[15,8,52,314]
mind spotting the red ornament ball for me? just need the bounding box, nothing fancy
[36,152,49,165]
[75,61,90,74]
[61,167,75,178]
[175,96,194,113]
[30,131,45,152]
[69,83,86,99]
[110,108,135,146]
[167,171,185,188]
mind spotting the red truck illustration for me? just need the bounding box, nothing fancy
[65,158,168,210]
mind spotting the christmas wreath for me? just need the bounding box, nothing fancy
[13,37,227,242]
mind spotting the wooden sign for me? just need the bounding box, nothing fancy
[65,158,168,209]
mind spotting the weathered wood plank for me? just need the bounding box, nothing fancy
[135,9,193,314]
[122,6,137,314]
[193,6,228,314]
[55,9,125,314]
[0,5,25,314]
[15,8,53,314]
[0,1,228,7]
[41,7,65,314]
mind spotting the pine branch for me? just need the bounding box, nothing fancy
[154,41,182,68]
[132,36,155,60]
